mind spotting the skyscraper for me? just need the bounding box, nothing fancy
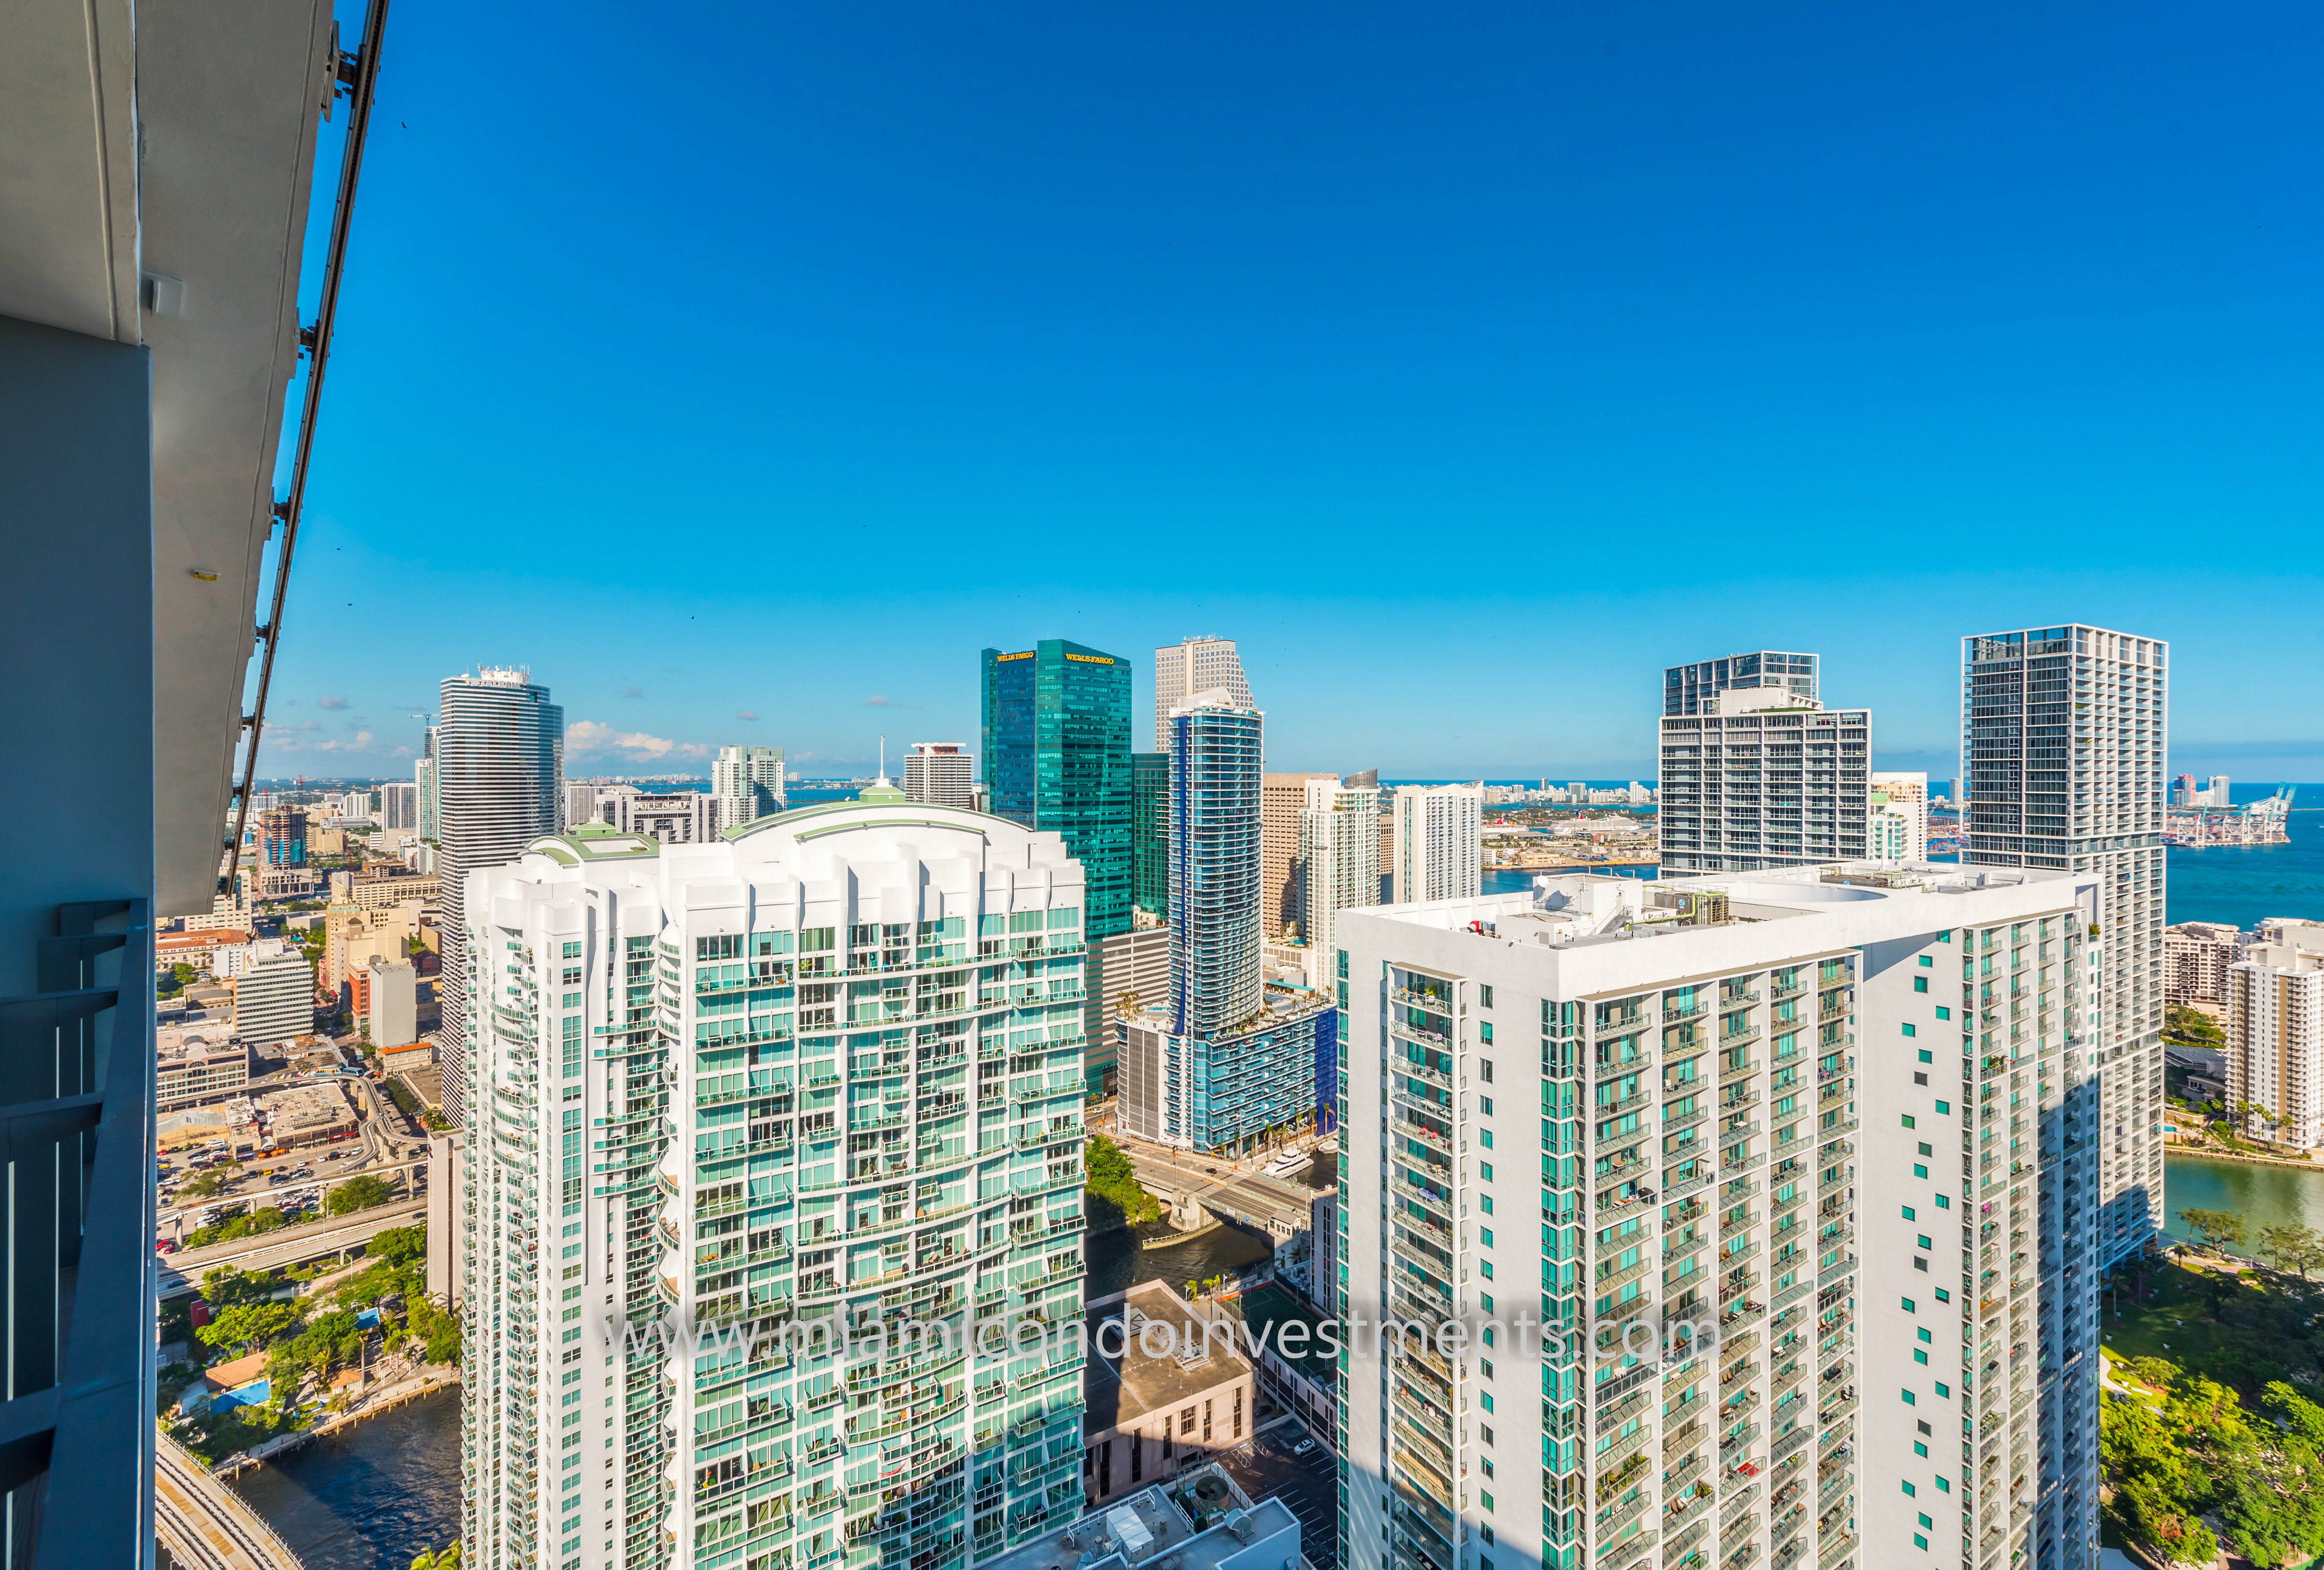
[1262,772,1337,938]
[1389,783,1481,903]
[459,800,1091,1570]
[380,781,419,832]
[419,724,442,840]
[1151,636,1253,750]
[437,668,563,1125]
[901,742,974,809]
[979,640,1132,938]
[1334,862,2104,1570]
[1961,623,2167,1263]
[1663,648,1820,716]
[258,804,308,867]
[712,743,788,827]
[1118,692,1335,1151]
[1167,693,1264,1039]
[1295,775,1380,966]
[1130,751,1170,920]
[1658,653,1871,873]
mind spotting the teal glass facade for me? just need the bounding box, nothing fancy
[979,640,1132,939]
[1131,750,1169,920]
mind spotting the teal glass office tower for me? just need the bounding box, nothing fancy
[980,640,1133,940]
[1131,751,1169,920]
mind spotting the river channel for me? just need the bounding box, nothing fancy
[2161,1151,2324,1248]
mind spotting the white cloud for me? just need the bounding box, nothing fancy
[737,710,760,721]
[863,695,924,710]
[570,719,709,762]
[318,695,349,710]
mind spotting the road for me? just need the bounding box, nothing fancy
[160,1196,427,1297]
[1116,1136,1327,1237]
[154,1432,305,1570]
[158,1068,430,1232]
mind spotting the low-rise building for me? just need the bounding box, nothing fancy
[156,1032,253,1111]
[257,1082,357,1148]
[1081,1284,1257,1507]
[992,1467,1298,1570]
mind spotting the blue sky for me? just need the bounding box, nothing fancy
[259,0,2324,784]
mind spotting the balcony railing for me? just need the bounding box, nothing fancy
[0,899,156,1566]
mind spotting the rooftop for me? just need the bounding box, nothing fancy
[1084,1282,1253,1435]
[977,1470,1299,1570]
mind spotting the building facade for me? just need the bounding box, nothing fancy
[1296,776,1382,968]
[982,641,1133,942]
[1131,753,1170,921]
[608,789,720,846]
[1167,696,1264,1040]
[904,743,977,810]
[1151,638,1252,752]
[382,781,420,832]
[1658,683,1872,874]
[1390,783,1482,904]
[459,799,1091,1570]
[1332,862,2102,1570]
[1960,624,2165,1265]
[1262,773,1336,939]
[2225,928,2324,1147]
[259,804,309,868]
[233,944,315,1046]
[421,725,443,841]
[1870,772,1930,862]
[438,668,565,1125]
[1663,650,1821,717]
[2164,921,2246,1007]
[714,744,789,828]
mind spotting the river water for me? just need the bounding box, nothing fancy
[232,1387,462,1569]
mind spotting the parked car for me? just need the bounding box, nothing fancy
[1292,1438,1317,1456]
[154,1240,177,1255]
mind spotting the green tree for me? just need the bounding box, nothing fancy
[1082,1134,1160,1226]
[370,1225,426,1266]
[196,1301,301,1354]
[326,1174,397,1216]
[2166,1004,2227,1048]
[2181,1207,2247,1256]
[2259,1224,2323,1277]
[201,1266,280,1307]
[179,1171,229,1200]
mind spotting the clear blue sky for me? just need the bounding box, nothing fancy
[260,0,2324,784]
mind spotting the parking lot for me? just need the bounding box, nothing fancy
[1220,1420,1338,1568]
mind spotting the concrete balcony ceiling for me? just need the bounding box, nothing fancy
[1,0,336,914]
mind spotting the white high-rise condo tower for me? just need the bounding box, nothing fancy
[1151,637,1253,751]
[438,668,564,1125]
[1658,652,1871,873]
[1296,775,1381,965]
[1960,624,2164,1265]
[1390,783,1481,903]
[459,796,1091,1570]
[1332,860,2104,1570]
[904,743,977,809]
[713,744,788,829]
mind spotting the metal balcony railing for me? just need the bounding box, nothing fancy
[0,899,157,1567]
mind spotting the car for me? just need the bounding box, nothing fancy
[1292,1438,1317,1456]
[153,1240,176,1255]
[324,1151,345,1162]
[1204,1166,1218,1175]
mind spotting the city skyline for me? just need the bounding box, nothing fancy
[248,0,2324,785]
